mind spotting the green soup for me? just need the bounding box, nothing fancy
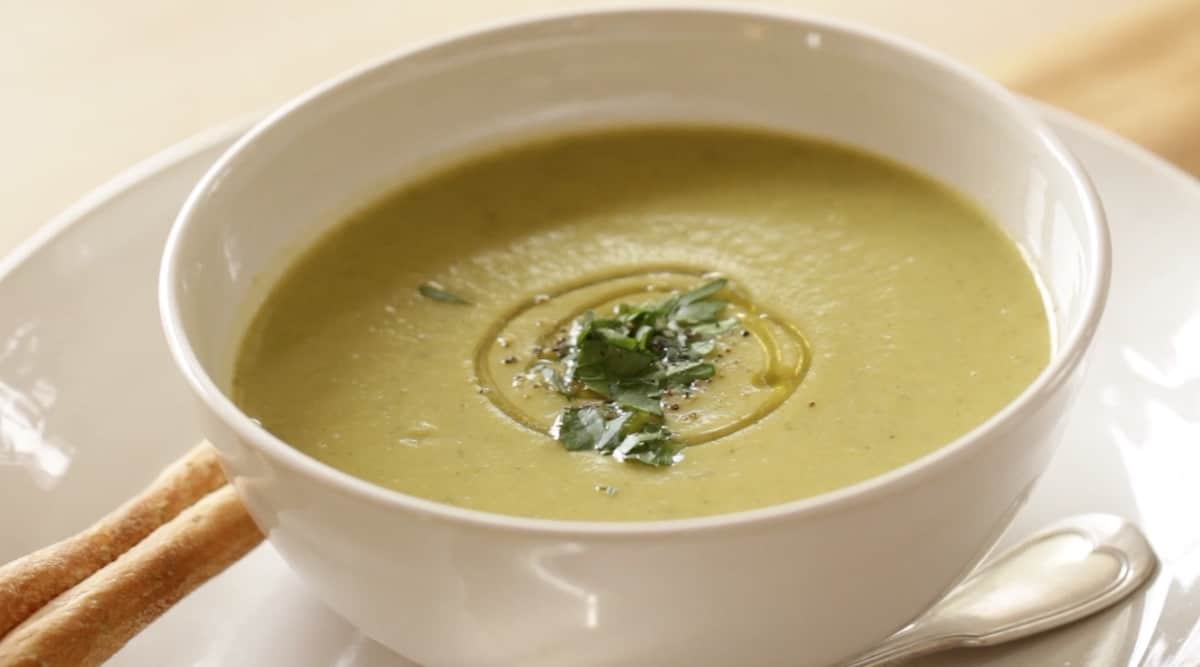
[234,126,1050,521]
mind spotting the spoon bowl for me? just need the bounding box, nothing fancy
[844,514,1157,666]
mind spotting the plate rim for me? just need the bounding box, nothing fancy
[0,114,257,287]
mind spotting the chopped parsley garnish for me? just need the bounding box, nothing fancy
[538,278,738,466]
[551,404,680,466]
[418,282,471,305]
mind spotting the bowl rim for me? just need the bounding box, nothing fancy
[159,3,1111,537]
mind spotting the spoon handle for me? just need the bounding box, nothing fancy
[843,514,1157,667]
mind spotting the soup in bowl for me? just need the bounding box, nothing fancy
[160,7,1109,666]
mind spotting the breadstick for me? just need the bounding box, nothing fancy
[0,442,227,639]
[0,485,263,666]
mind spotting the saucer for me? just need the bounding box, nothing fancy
[1,107,1197,666]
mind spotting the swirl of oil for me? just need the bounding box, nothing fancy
[474,266,810,447]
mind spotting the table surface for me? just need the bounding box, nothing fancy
[1,0,1193,258]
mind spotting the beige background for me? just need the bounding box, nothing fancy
[0,1,1151,256]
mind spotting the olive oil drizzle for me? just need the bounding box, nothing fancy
[473,266,810,448]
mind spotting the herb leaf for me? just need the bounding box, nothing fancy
[689,317,739,337]
[688,338,716,357]
[573,339,656,388]
[672,299,727,325]
[593,326,639,350]
[528,361,570,395]
[553,405,608,451]
[538,277,739,467]
[664,360,715,386]
[679,278,727,305]
[611,381,664,415]
[552,405,678,466]
[418,282,471,305]
[612,424,681,466]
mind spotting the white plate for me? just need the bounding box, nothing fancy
[1,108,1197,666]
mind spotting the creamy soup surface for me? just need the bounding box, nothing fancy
[234,126,1050,521]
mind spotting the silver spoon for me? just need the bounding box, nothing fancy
[843,513,1157,667]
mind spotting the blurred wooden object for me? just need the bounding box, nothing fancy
[997,0,1200,175]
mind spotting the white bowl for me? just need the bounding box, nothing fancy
[160,7,1109,666]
